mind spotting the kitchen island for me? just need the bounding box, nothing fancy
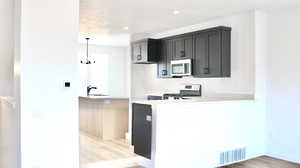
[79,96,129,140]
[131,95,265,168]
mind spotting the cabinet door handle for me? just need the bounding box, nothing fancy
[180,51,185,57]
[203,68,209,74]
[137,55,142,60]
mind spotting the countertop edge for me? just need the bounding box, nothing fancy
[79,96,129,100]
[130,95,255,105]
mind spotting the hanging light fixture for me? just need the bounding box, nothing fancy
[81,38,95,64]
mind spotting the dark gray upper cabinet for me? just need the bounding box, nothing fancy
[157,39,173,78]
[142,26,231,78]
[172,35,193,60]
[193,27,231,77]
[132,39,161,64]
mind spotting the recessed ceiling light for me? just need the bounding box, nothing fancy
[123,26,129,30]
[173,10,180,15]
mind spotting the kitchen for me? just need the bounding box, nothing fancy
[78,11,261,168]
[77,9,300,168]
[1,0,300,168]
[129,15,260,167]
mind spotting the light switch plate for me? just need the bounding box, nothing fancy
[64,82,71,88]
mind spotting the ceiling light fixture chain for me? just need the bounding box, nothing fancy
[81,37,96,64]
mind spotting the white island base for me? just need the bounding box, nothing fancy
[133,96,264,168]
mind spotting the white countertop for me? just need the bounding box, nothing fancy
[79,96,129,100]
[131,94,254,105]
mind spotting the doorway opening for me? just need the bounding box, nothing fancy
[77,42,140,168]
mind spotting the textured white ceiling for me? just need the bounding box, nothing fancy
[78,34,130,46]
[80,0,300,36]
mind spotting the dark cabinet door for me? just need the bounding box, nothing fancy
[194,31,222,77]
[157,41,168,77]
[172,36,193,60]
[193,33,207,76]
[207,31,222,77]
[157,40,172,78]
[184,36,193,59]
[166,40,173,76]
[132,103,152,159]
[132,39,160,64]
[173,37,185,60]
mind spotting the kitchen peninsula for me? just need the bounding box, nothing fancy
[131,95,265,168]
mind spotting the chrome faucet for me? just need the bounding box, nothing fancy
[87,85,97,96]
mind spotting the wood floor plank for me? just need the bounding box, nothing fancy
[221,156,300,168]
[80,133,141,167]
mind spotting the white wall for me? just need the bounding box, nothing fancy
[0,1,21,168]
[0,97,18,168]
[13,0,22,167]
[131,11,255,98]
[0,0,14,96]
[253,10,269,157]
[15,0,80,168]
[257,8,300,163]
[153,100,264,168]
[78,44,130,97]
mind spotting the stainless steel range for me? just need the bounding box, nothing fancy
[147,84,202,100]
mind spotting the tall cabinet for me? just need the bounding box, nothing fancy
[193,28,231,77]
[157,40,173,78]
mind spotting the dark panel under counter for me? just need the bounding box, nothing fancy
[132,103,152,159]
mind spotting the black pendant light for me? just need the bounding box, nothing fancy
[81,38,95,64]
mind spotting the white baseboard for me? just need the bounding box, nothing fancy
[125,132,131,141]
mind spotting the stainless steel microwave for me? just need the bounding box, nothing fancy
[170,59,192,77]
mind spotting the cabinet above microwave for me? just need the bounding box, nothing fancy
[132,39,161,64]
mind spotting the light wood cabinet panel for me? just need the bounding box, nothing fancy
[79,98,129,140]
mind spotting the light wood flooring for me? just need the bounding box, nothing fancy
[80,133,143,168]
[221,156,300,168]
[80,134,300,168]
